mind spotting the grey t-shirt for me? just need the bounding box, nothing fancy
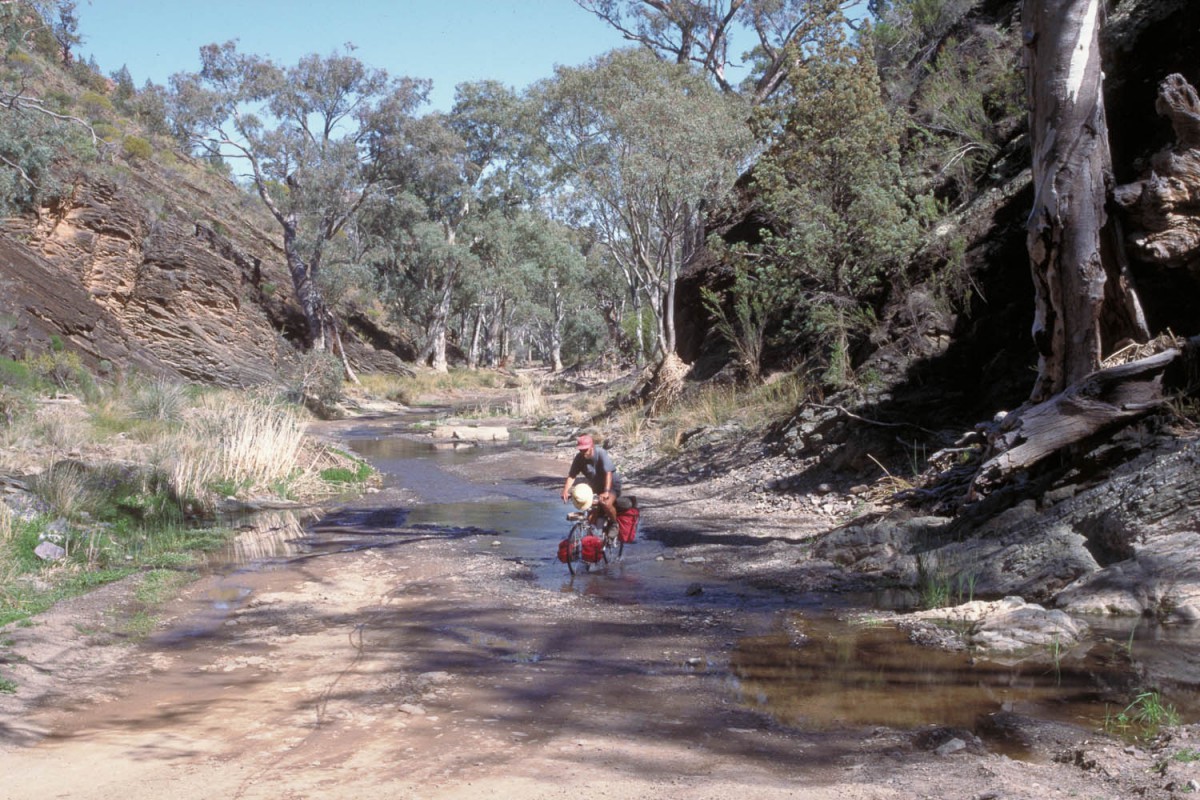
[569,446,622,495]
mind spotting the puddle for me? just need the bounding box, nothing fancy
[728,613,1120,733]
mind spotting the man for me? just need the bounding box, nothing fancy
[561,433,621,531]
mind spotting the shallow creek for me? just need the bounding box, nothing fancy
[214,413,1200,747]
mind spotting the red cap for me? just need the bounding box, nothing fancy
[576,434,594,450]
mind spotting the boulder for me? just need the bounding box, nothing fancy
[431,425,510,442]
[906,596,1088,652]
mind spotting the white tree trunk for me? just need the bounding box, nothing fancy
[1022,0,1147,402]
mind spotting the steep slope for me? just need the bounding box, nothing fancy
[0,150,411,386]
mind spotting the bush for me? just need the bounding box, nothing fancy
[79,90,114,122]
[0,385,30,427]
[129,377,187,423]
[122,135,152,161]
[0,358,34,389]
[28,349,91,393]
[283,351,344,417]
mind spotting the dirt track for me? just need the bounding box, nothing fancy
[0,423,1191,799]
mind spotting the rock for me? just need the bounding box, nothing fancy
[34,541,66,561]
[905,597,1087,652]
[935,738,967,756]
[685,583,704,596]
[431,425,510,442]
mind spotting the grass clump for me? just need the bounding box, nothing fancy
[1103,690,1181,740]
[165,392,306,510]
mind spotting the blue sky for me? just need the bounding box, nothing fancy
[76,1,634,111]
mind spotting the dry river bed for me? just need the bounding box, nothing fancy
[1,419,1197,799]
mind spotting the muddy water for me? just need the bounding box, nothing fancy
[199,414,1200,746]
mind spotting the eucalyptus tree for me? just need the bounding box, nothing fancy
[535,48,752,361]
[514,214,590,372]
[368,81,535,372]
[1021,0,1147,402]
[167,41,429,374]
[0,0,99,210]
[573,0,857,104]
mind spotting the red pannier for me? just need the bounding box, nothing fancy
[557,537,576,563]
[617,507,639,544]
[580,534,605,563]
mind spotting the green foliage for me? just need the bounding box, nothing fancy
[28,348,91,392]
[733,20,921,388]
[0,358,34,388]
[701,270,771,383]
[121,134,152,161]
[916,555,976,609]
[319,459,372,484]
[534,48,753,355]
[905,26,1023,204]
[871,0,978,105]
[169,42,431,350]
[78,89,113,121]
[282,350,344,416]
[0,97,95,212]
[1104,690,1181,740]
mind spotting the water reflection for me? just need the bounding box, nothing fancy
[213,510,317,564]
[729,611,1200,734]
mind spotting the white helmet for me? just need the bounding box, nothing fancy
[570,483,594,509]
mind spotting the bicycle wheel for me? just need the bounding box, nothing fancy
[566,522,586,575]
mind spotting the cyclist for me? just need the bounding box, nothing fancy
[560,433,621,533]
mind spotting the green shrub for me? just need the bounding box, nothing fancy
[79,90,114,121]
[0,358,34,389]
[45,90,74,113]
[28,349,90,392]
[122,135,152,161]
[283,351,345,416]
[0,385,31,426]
[92,122,120,142]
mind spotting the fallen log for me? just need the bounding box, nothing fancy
[968,348,1179,498]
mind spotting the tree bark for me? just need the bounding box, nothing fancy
[1114,73,1200,269]
[1022,0,1147,403]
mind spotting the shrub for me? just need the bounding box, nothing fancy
[122,135,152,161]
[282,351,344,416]
[0,358,34,389]
[129,377,187,423]
[0,386,31,426]
[79,90,114,121]
[28,349,91,392]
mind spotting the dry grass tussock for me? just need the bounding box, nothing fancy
[165,392,307,508]
[509,379,546,418]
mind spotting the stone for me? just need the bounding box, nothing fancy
[34,541,66,561]
[935,738,967,756]
[432,425,510,442]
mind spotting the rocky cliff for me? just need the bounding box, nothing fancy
[0,154,411,386]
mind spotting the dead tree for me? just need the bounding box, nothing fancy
[968,348,1178,499]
